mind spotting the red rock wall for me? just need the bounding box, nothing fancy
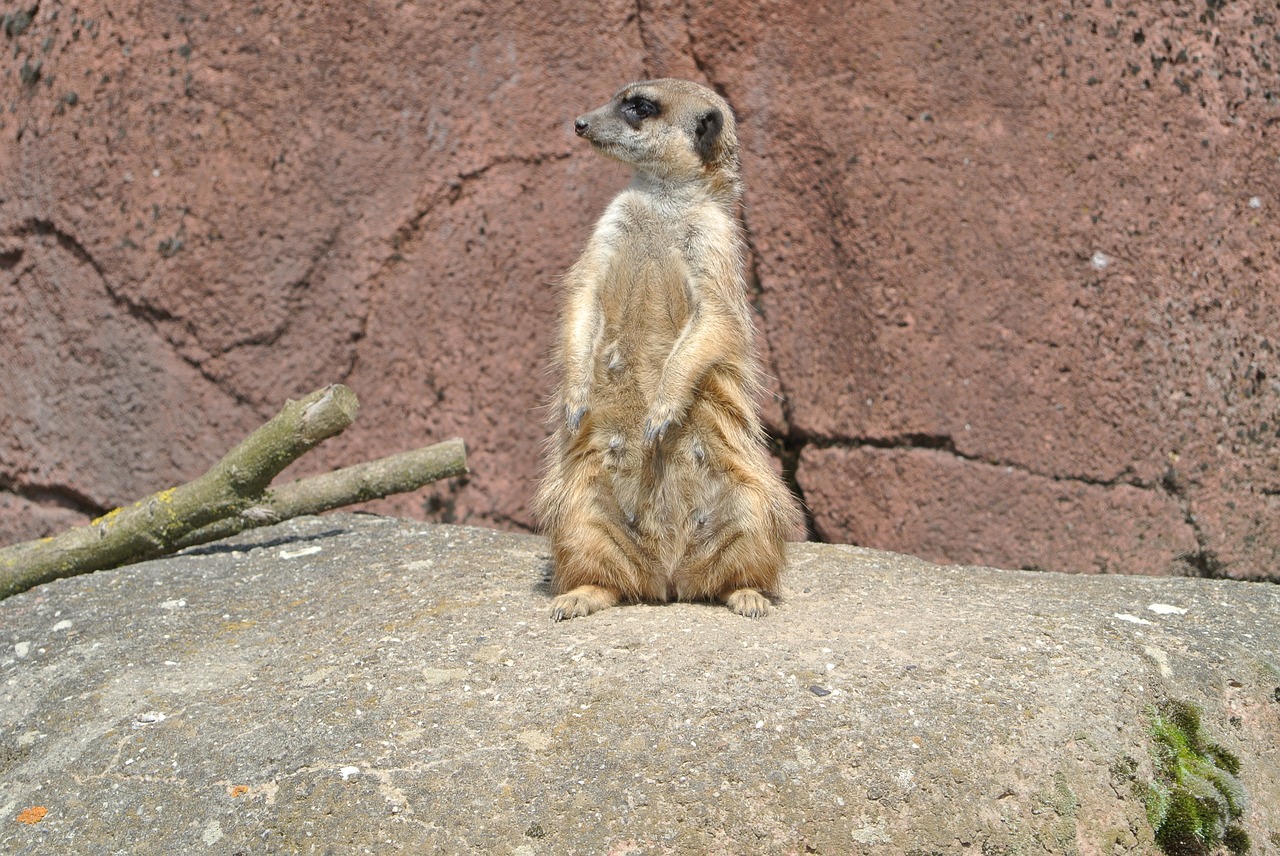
[2,0,1276,579]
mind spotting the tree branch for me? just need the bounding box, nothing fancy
[174,438,468,549]
[0,385,360,598]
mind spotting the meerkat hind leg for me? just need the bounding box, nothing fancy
[550,584,619,621]
[675,490,785,619]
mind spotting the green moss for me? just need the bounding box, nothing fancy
[1145,699,1249,855]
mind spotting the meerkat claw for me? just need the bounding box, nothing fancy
[643,413,673,445]
[725,588,772,618]
[550,586,616,621]
[566,403,588,433]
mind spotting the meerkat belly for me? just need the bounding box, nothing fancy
[589,246,708,568]
[591,239,685,405]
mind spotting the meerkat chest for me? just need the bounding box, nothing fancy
[594,192,722,339]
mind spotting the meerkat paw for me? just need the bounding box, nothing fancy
[724,588,772,618]
[642,402,681,445]
[550,584,618,621]
[565,399,590,434]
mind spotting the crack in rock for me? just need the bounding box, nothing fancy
[385,151,572,260]
[0,478,108,518]
[682,1,713,83]
[10,219,174,328]
[7,216,257,422]
[632,0,651,78]
[348,150,572,384]
[802,431,1173,494]
[1157,463,1226,579]
[739,209,817,540]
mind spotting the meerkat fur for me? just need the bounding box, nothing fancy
[535,78,802,621]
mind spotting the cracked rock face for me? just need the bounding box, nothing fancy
[2,1,1277,580]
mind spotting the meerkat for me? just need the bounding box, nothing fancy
[534,78,802,621]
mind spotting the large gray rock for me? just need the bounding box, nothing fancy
[1,514,1277,853]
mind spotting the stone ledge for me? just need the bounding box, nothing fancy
[1,514,1277,853]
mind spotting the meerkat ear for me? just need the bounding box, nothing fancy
[694,107,724,163]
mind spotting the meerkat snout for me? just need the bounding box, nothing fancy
[574,117,590,137]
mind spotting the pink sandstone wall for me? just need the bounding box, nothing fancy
[2,0,1276,579]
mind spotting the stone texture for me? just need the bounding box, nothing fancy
[697,0,1280,581]
[2,1,1278,578]
[1,515,1278,853]
[802,445,1201,576]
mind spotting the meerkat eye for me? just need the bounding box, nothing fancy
[632,98,659,118]
[620,95,660,125]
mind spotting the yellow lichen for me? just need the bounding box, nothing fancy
[90,507,122,526]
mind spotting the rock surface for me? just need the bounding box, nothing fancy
[2,1,1278,578]
[2,514,1278,853]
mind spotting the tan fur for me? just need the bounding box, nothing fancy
[535,79,803,621]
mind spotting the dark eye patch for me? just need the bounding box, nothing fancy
[620,95,661,125]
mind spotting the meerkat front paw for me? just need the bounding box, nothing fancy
[550,584,618,621]
[564,392,590,434]
[724,588,772,618]
[642,401,681,444]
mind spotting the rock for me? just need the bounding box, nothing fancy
[802,445,1199,576]
[2,514,1277,853]
[1,1,1278,578]
[705,1,1280,581]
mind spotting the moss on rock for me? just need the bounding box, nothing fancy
[1146,699,1249,855]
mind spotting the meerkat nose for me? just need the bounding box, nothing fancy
[574,117,590,136]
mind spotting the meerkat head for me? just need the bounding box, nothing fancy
[573,78,740,196]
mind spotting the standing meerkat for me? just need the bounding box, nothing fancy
[535,78,802,621]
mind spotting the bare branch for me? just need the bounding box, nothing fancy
[0,385,359,598]
[174,438,469,549]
